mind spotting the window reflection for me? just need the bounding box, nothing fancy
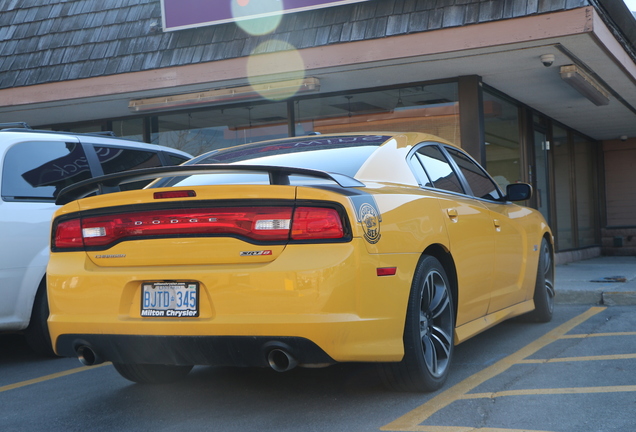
[552,126,574,250]
[415,145,464,194]
[574,134,599,247]
[2,141,91,200]
[446,147,502,200]
[483,90,521,190]
[294,83,460,144]
[152,103,290,156]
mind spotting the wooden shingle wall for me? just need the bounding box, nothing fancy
[0,0,590,90]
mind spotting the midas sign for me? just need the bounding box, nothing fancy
[161,0,370,31]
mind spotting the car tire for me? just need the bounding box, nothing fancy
[524,238,555,323]
[378,255,455,392]
[24,279,57,357]
[113,363,193,384]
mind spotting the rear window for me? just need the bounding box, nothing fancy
[93,146,163,191]
[197,135,390,176]
[94,146,162,174]
[157,135,389,187]
[2,141,91,201]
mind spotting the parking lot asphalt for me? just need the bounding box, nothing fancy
[556,255,636,305]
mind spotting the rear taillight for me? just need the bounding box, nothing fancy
[53,219,84,249]
[53,205,345,250]
[291,207,344,240]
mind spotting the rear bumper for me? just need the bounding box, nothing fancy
[48,241,419,363]
[56,334,335,367]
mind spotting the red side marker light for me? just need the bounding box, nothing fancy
[377,267,397,276]
[153,190,196,199]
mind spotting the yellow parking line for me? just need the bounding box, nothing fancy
[561,332,636,338]
[0,363,110,393]
[381,425,555,432]
[462,385,636,399]
[380,307,606,432]
[520,353,636,363]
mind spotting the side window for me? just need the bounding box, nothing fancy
[1,141,90,201]
[93,146,163,191]
[445,147,503,201]
[408,151,432,187]
[93,146,162,174]
[414,145,464,194]
[166,154,189,166]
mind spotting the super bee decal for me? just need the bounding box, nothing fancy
[350,195,382,244]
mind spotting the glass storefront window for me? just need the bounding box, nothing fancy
[112,118,144,142]
[56,123,105,134]
[293,83,460,144]
[42,77,605,254]
[152,102,290,156]
[483,91,521,191]
[573,134,599,247]
[552,125,574,250]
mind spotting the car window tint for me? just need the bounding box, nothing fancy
[94,146,163,191]
[415,145,464,194]
[1,141,91,200]
[170,172,338,187]
[94,146,162,174]
[445,147,503,200]
[409,152,433,187]
[167,154,189,165]
[198,135,389,177]
[173,172,270,186]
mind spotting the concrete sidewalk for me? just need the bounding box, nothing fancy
[555,255,636,305]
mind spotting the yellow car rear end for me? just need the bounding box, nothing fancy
[47,184,418,369]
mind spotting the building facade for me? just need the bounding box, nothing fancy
[1,0,636,262]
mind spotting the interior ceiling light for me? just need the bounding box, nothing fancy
[129,78,320,112]
[559,65,610,106]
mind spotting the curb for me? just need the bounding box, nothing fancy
[601,291,636,306]
[555,285,636,306]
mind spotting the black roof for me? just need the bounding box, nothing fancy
[0,0,619,91]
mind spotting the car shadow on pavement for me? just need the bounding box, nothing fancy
[0,333,39,364]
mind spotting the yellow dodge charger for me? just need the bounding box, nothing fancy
[47,132,554,392]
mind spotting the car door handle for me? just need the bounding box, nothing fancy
[447,208,458,222]
[493,218,501,232]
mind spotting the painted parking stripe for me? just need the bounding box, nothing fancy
[381,307,606,432]
[560,332,636,338]
[520,353,636,363]
[0,363,109,393]
[461,385,636,399]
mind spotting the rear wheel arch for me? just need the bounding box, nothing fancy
[422,244,458,324]
[378,251,456,391]
[24,275,56,357]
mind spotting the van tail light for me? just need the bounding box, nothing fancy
[53,205,346,251]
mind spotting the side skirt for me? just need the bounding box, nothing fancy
[453,300,534,344]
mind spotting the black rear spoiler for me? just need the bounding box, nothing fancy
[55,164,365,205]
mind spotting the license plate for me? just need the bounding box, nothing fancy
[141,282,199,317]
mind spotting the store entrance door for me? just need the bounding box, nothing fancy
[533,129,551,224]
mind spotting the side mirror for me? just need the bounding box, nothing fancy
[506,183,532,201]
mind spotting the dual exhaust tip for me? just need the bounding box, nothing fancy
[76,343,299,372]
[76,345,104,366]
[267,347,298,372]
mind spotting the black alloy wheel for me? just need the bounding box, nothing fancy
[379,255,455,392]
[525,237,555,323]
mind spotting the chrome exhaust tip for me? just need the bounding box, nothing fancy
[76,345,104,366]
[267,348,298,372]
